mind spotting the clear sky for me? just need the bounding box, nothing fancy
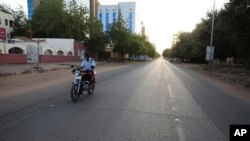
[1,0,229,53]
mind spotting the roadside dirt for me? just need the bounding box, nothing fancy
[174,63,250,102]
[201,64,250,88]
[0,62,141,98]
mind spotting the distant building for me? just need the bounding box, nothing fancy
[0,11,14,42]
[90,0,98,17]
[98,2,136,32]
[141,21,145,36]
[172,33,181,46]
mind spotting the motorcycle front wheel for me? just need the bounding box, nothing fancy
[71,85,80,102]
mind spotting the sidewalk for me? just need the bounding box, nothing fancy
[0,61,107,76]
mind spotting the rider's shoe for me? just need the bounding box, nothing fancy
[88,89,93,94]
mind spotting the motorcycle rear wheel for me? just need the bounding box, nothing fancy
[71,85,80,102]
[88,84,95,94]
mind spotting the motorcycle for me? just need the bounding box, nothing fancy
[70,65,95,102]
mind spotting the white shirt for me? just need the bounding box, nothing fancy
[80,58,96,70]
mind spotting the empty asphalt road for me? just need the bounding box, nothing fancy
[0,58,249,141]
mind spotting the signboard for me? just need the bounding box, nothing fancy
[206,46,214,61]
[0,28,6,41]
[26,44,38,63]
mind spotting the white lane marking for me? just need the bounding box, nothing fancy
[163,62,168,80]
[175,119,186,141]
[164,73,168,80]
[49,105,55,107]
[168,85,174,99]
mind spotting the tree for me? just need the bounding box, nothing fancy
[31,0,89,41]
[162,48,171,58]
[31,0,68,38]
[85,16,106,60]
[12,6,29,37]
[107,16,131,60]
[65,0,89,41]
[127,33,142,58]
[223,0,250,66]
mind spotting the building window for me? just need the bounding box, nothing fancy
[129,12,133,32]
[5,19,8,26]
[105,12,109,31]
[99,13,102,22]
[9,20,14,28]
[112,12,116,22]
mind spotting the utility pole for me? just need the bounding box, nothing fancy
[209,0,216,64]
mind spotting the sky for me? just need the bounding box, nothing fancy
[1,0,229,53]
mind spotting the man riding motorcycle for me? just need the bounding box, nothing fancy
[80,53,96,93]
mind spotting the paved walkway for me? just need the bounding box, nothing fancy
[0,61,107,76]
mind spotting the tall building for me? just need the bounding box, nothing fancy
[141,21,145,36]
[98,2,136,32]
[172,33,181,46]
[27,0,42,20]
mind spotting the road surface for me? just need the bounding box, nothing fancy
[0,58,249,141]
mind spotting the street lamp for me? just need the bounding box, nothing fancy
[209,0,216,64]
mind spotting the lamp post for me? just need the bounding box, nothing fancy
[209,0,216,64]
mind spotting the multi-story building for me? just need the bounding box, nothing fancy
[0,11,14,41]
[172,33,181,46]
[98,2,136,32]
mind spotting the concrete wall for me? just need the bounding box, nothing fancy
[0,54,27,64]
[25,38,74,55]
[39,55,78,63]
[0,39,95,64]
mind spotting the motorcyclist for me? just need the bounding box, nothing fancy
[80,53,96,93]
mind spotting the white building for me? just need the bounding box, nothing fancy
[0,11,14,41]
[98,2,136,32]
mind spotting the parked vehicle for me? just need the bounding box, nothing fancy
[70,65,95,102]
